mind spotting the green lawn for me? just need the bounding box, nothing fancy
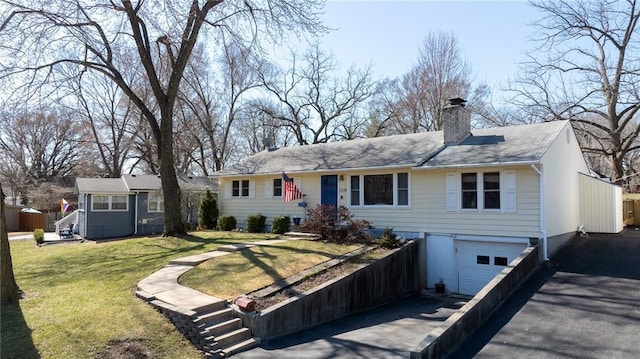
[1,231,280,359]
[180,240,361,299]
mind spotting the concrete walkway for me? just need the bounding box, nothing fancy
[137,239,291,313]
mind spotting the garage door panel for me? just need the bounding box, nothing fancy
[456,240,526,295]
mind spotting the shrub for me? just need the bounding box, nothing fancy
[246,213,267,233]
[301,205,371,243]
[271,215,291,234]
[33,228,45,245]
[379,227,400,249]
[217,215,236,231]
[197,189,218,230]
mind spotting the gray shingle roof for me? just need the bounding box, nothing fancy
[75,178,128,193]
[419,121,567,168]
[217,121,569,176]
[75,175,217,194]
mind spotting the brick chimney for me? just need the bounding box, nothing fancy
[443,98,471,145]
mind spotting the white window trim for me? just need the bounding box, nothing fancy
[265,177,283,198]
[148,192,164,213]
[91,194,129,212]
[446,170,517,213]
[348,172,411,208]
[230,179,255,198]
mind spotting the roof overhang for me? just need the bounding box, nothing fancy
[412,160,540,170]
[215,164,417,178]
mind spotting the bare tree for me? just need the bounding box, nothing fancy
[176,42,262,174]
[511,0,640,181]
[0,1,326,235]
[0,108,82,204]
[71,72,142,178]
[255,44,375,145]
[1,183,21,304]
[368,32,489,136]
[369,32,489,135]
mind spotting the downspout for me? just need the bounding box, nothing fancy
[84,193,88,238]
[134,192,139,235]
[531,164,548,260]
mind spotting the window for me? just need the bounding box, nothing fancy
[148,192,164,212]
[476,255,490,265]
[232,180,251,198]
[350,172,409,207]
[397,173,409,206]
[350,176,360,206]
[273,178,282,197]
[460,172,502,210]
[461,173,477,209]
[92,194,128,211]
[447,171,516,212]
[483,172,500,209]
[364,174,393,205]
[494,256,508,266]
[93,195,110,210]
[232,181,240,197]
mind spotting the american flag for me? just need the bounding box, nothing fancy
[282,171,302,202]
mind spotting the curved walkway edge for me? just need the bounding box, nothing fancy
[135,238,291,358]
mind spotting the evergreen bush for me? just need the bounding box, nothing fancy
[271,215,291,234]
[197,189,218,230]
[217,215,236,231]
[33,228,45,245]
[379,227,400,249]
[246,213,267,233]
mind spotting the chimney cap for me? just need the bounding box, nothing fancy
[448,98,467,107]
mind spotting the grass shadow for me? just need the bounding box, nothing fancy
[1,300,40,359]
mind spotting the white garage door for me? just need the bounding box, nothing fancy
[456,240,527,295]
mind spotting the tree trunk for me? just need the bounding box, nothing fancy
[1,186,21,304]
[159,111,185,236]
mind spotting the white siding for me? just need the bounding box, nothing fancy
[218,166,541,238]
[579,173,623,233]
[540,123,590,237]
[218,175,316,228]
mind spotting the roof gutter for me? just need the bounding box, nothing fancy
[215,163,417,178]
[411,160,540,171]
[531,164,548,260]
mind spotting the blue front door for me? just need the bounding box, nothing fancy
[321,175,338,208]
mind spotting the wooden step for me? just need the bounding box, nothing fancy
[202,318,242,337]
[215,327,252,348]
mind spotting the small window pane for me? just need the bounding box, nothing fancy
[350,176,360,206]
[232,181,240,197]
[397,173,409,206]
[483,172,500,209]
[477,255,490,265]
[494,257,508,266]
[241,180,249,197]
[461,173,478,209]
[93,195,109,210]
[461,173,477,190]
[112,195,128,210]
[484,172,500,190]
[273,179,282,197]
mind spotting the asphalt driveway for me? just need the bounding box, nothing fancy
[450,230,640,359]
[234,294,467,359]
